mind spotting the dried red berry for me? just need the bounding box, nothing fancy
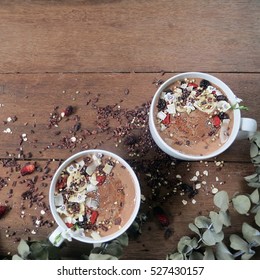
[162,114,170,125]
[188,83,198,88]
[96,175,106,186]
[153,206,169,227]
[65,222,74,228]
[20,163,35,176]
[90,211,99,224]
[212,115,221,128]
[0,205,9,219]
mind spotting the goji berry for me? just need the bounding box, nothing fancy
[153,206,169,227]
[188,83,198,88]
[20,163,35,176]
[162,114,170,125]
[65,222,74,228]
[96,175,106,186]
[212,115,221,128]
[90,211,99,224]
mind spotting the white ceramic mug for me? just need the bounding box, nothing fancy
[49,149,141,246]
[149,72,257,161]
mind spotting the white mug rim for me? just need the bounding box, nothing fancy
[149,72,241,160]
[49,149,141,244]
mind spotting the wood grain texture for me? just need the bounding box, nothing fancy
[0,72,259,162]
[0,160,258,259]
[0,0,259,73]
[0,0,259,260]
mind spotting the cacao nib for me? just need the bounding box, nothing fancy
[218,112,230,119]
[200,79,211,89]
[157,98,166,111]
[216,95,228,102]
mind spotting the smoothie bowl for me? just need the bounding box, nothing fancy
[49,149,141,246]
[149,72,257,160]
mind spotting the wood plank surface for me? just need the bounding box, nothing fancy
[0,0,259,73]
[0,160,258,259]
[0,73,259,162]
[0,0,259,260]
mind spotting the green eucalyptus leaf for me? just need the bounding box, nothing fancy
[232,195,251,214]
[244,173,258,183]
[188,223,201,237]
[167,252,184,260]
[209,211,223,233]
[250,143,259,158]
[230,234,248,252]
[90,246,104,254]
[252,156,260,164]
[251,132,260,147]
[113,233,128,247]
[213,191,229,211]
[104,243,124,258]
[255,209,260,227]
[251,202,260,213]
[202,229,224,246]
[215,242,234,260]
[46,244,61,260]
[194,216,211,229]
[177,236,198,254]
[250,189,260,204]
[219,210,231,227]
[12,254,24,260]
[17,239,30,259]
[177,236,190,253]
[89,253,118,260]
[189,251,203,260]
[242,223,260,245]
[203,247,215,260]
[241,251,255,260]
[248,182,260,188]
[81,255,89,260]
[30,242,48,260]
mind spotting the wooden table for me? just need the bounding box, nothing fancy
[0,0,259,260]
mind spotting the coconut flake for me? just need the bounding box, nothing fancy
[75,159,85,170]
[157,111,167,121]
[54,193,64,206]
[166,103,176,114]
[92,154,102,166]
[217,101,231,112]
[103,163,114,174]
[86,163,96,175]
[86,183,98,193]
[89,173,99,186]
[220,119,230,144]
[86,198,99,210]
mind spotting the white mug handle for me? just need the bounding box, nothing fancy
[49,226,65,247]
[236,118,257,140]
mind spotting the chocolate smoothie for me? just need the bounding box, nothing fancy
[155,78,234,156]
[54,153,136,239]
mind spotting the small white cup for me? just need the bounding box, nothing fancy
[149,72,257,161]
[49,149,141,246]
